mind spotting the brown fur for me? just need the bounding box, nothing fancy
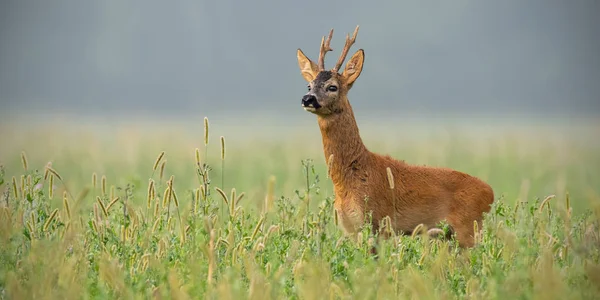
[297,26,494,247]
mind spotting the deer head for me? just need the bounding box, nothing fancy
[297,26,364,116]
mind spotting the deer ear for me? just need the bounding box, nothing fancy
[342,49,364,86]
[297,49,319,82]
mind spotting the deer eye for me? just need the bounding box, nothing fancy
[327,85,338,92]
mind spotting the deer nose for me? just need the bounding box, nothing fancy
[302,95,321,108]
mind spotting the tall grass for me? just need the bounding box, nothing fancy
[0,117,599,299]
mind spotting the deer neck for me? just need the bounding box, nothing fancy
[317,99,367,186]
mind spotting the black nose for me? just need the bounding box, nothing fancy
[302,95,321,108]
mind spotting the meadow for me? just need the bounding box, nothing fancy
[0,115,599,299]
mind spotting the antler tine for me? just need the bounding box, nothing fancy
[332,25,360,73]
[318,29,334,70]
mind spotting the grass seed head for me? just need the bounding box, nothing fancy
[92,172,97,190]
[63,192,71,220]
[159,160,167,182]
[162,186,171,208]
[264,176,275,213]
[106,197,120,211]
[220,136,226,160]
[386,167,395,190]
[11,176,19,200]
[93,203,100,223]
[46,166,63,181]
[195,148,201,166]
[147,179,155,209]
[539,194,556,213]
[108,185,115,200]
[26,175,32,196]
[43,209,59,231]
[215,187,228,205]
[48,174,54,199]
[204,117,209,146]
[154,199,160,218]
[20,175,25,198]
[96,196,108,217]
[20,151,28,171]
[43,162,50,180]
[100,175,107,197]
[172,188,179,208]
[153,151,165,171]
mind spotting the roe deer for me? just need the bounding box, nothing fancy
[296,26,494,247]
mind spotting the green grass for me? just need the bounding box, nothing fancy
[0,116,599,299]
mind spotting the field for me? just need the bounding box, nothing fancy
[0,115,599,299]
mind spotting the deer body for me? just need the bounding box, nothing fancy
[297,26,494,247]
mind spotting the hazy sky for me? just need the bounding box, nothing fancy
[0,0,599,119]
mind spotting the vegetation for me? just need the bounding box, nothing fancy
[0,117,599,299]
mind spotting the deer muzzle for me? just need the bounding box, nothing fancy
[301,94,321,110]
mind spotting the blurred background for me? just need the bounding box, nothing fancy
[0,0,599,122]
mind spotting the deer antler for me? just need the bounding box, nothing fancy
[332,25,360,73]
[318,29,334,70]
